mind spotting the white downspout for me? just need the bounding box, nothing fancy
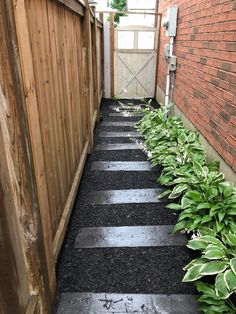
[165,36,174,108]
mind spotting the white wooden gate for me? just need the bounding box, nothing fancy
[114,25,157,99]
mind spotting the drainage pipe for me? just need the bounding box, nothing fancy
[165,36,174,108]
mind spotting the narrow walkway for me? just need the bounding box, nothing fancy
[56,100,199,313]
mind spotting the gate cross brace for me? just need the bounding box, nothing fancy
[117,53,155,96]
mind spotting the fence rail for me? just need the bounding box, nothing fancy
[0,0,103,312]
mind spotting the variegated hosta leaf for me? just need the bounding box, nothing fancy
[224,234,236,247]
[187,238,209,251]
[224,270,236,292]
[182,264,204,282]
[215,273,231,299]
[183,258,207,271]
[200,261,227,276]
[203,245,226,260]
[230,257,236,276]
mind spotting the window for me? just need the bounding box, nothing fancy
[138,31,155,49]
[118,31,134,49]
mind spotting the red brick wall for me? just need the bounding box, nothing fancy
[157,0,236,170]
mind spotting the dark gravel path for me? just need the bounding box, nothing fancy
[55,99,197,312]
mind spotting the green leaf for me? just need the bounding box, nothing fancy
[193,160,204,177]
[215,273,231,299]
[206,304,233,313]
[187,132,196,143]
[207,187,219,200]
[172,177,188,184]
[208,160,220,172]
[178,132,188,144]
[183,258,208,271]
[230,257,236,275]
[182,264,204,282]
[219,182,235,198]
[224,234,236,247]
[201,215,212,223]
[187,238,209,251]
[196,202,211,210]
[169,184,188,199]
[199,236,224,247]
[166,203,182,210]
[203,245,225,260]
[173,220,187,233]
[224,270,236,292]
[158,189,172,199]
[197,295,224,306]
[227,207,236,215]
[200,261,227,276]
[159,175,173,185]
[195,281,215,295]
[218,211,225,223]
[181,195,193,209]
[198,228,216,237]
[186,190,202,202]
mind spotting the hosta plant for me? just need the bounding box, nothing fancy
[183,234,236,300]
[195,281,236,314]
[167,181,236,235]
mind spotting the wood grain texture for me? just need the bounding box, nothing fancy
[14,0,56,298]
[0,1,52,311]
[54,0,85,16]
[82,0,95,152]
[1,0,104,311]
[110,13,115,98]
[53,139,89,262]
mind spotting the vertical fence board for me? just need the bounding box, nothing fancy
[13,0,56,298]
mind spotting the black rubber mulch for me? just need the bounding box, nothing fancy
[72,204,178,228]
[57,246,195,294]
[95,125,136,132]
[90,150,147,161]
[55,99,197,310]
[80,170,162,191]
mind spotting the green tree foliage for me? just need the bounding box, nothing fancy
[110,0,127,24]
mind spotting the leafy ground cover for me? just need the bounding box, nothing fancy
[136,104,236,314]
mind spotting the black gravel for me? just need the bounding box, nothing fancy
[55,99,196,311]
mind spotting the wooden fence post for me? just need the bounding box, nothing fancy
[154,15,162,98]
[83,0,95,153]
[110,12,115,98]
[93,17,100,121]
[100,13,105,95]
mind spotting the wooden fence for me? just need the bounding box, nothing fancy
[0,0,103,312]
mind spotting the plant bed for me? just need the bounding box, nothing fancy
[136,104,236,314]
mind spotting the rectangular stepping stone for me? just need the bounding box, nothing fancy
[110,104,144,110]
[99,131,140,138]
[86,188,164,205]
[91,161,152,171]
[101,121,135,127]
[75,225,186,248]
[95,143,141,151]
[57,292,200,313]
[109,112,144,117]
